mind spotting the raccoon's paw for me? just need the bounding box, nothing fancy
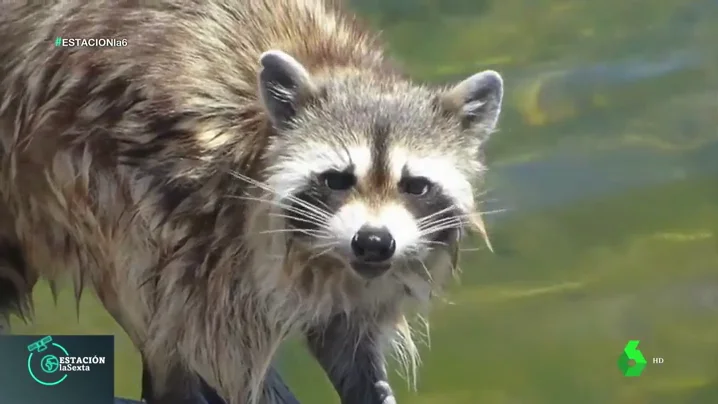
[376,381,396,404]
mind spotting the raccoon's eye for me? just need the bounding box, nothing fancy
[320,170,356,191]
[400,176,432,196]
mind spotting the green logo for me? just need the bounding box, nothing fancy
[27,336,69,386]
[618,340,647,377]
[40,355,60,373]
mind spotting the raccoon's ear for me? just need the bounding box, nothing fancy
[437,70,504,139]
[258,50,319,128]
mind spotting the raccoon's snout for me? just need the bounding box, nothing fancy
[351,225,396,262]
[350,225,396,278]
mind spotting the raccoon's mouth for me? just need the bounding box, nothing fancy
[350,260,392,279]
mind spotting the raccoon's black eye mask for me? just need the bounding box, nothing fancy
[317,167,436,197]
[319,169,356,191]
[399,176,432,196]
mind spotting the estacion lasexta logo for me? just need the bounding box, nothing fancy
[27,336,70,386]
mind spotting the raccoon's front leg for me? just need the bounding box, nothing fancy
[306,314,396,404]
[141,360,300,404]
[141,360,215,404]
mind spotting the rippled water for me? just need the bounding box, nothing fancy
[15,0,718,403]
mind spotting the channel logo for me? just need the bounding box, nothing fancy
[618,340,655,377]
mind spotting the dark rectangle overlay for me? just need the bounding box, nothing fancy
[0,335,115,404]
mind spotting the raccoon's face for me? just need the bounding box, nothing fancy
[257,50,503,281]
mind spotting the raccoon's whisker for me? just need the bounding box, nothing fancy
[284,187,333,212]
[310,240,340,251]
[257,227,329,236]
[418,237,481,252]
[415,239,479,254]
[476,208,507,216]
[228,170,279,194]
[308,248,333,261]
[419,216,467,232]
[408,257,433,283]
[227,171,336,226]
[418,208,506,229]
[420,209,502,230]
[262,188,334,222]
[307,243,339,261]
[418,221,466,238]
[420,260,433,283]
[416,239,447,248]
[421,209,498,227]
[258,228,333,239]
[281,194,333,223]
[419,225,463,238]
[227,194,330,224]
[305,195,333,212]
[272,203,328,224]
[419,212,474,228]
[231,171,334,213]
[416,206,458,225]
[262,192,331,222]
[228,171,332,220]
[416,200,505,227]
[267,213,331,232]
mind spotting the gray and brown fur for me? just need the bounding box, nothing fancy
[0,1,504,403]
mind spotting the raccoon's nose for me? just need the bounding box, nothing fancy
[351,225,396,263]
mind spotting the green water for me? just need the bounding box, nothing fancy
[13,0,718,403]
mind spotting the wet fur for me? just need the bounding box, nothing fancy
[0,1,502,403]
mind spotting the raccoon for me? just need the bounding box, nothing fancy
[0,1,503,404]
